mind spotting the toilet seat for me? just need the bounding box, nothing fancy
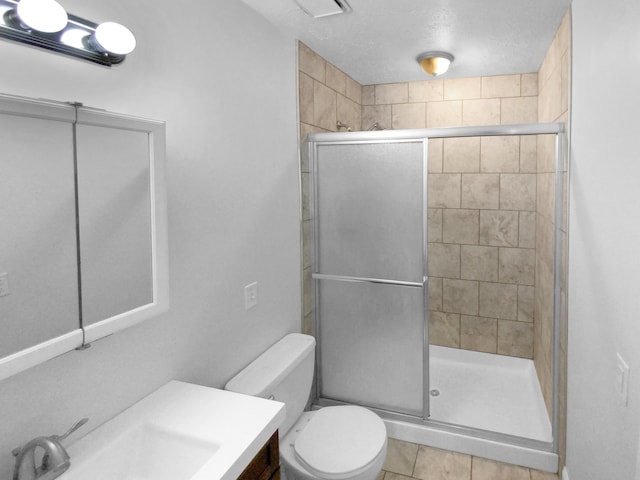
[293,406,387,480]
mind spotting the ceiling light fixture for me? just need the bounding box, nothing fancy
[0,0,136,66]
[417,52,454,77]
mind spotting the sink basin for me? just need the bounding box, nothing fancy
[64,423,220,480]
[59,381,285,480]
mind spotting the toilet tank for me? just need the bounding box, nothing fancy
[224,333,316,436]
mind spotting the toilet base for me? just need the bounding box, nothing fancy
[280,460,385,480]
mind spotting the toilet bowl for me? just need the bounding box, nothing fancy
[280,407,387,480]
[224,333,387,480]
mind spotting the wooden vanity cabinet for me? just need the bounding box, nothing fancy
[238,431,280,480]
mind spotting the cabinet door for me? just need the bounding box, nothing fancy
[238,431,279,480]
[76,108,169,344]
[75,123,153,324]
[0,99,82,368]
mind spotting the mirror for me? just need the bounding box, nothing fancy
[77,121,154,326]
[0,95,169,380]
[0,101,80,359]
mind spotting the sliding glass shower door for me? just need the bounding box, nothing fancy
[308,124,566,466]
[311,138,428,417]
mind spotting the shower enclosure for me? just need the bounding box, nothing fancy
[305,123,566,472]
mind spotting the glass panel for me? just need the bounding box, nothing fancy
[76,124,153,325]
[0,113,79,357]
[315,141,424,282]
[318,279,424,416]
[427,133,558,444]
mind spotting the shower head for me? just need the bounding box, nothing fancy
[336,121,352,132]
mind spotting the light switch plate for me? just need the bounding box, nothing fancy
[244,282,258,310]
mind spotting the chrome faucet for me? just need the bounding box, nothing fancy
[12,418,88,480]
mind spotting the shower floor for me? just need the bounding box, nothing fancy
[428,345,552,443]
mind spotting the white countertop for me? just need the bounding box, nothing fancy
[59,381,286,480]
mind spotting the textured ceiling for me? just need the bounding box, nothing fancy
[240,0,569,85]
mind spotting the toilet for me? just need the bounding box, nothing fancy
[225,333,387,480]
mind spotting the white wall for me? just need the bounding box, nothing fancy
[0,1,300,477]
[568,0,640,478]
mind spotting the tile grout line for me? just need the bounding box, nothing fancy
[470,455,475,480]
[410,444,419,478]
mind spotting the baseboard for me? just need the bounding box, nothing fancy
[562,466,570,480]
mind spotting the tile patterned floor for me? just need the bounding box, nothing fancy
[378,439,559,480]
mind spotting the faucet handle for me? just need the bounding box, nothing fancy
[12,418,89,457]
[40,419,88,472]
[53,418,89,442]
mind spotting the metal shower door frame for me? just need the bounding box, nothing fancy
[309,133,430,419]
[307,122,566,455]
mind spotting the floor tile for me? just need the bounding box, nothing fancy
[530,471,559,480]
[413,445,472,480]
[377,437,559,480]
[383,439,419,476]
[471,456,530,480]
[383,473,415,480]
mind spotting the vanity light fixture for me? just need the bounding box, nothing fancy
[417,51,454,77]
[0,0,136,66]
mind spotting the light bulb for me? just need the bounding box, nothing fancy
[16,0,68,33]
[61,28,90,49]
[93,22,136,55]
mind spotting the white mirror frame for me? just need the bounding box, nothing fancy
[76,107,169,344]
[0,94,169,381]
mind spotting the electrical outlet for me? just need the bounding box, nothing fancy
[0,272,9,297]
[616,352,630,406]
[244,282,258,310]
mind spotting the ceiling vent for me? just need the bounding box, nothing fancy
[295,0,351,18]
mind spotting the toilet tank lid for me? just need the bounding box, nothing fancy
[224,333,315,397]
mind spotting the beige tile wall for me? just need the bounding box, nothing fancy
[362,73,538,130]
[299,42,362,135]
[535,10,571,471]
[361,73,540,359]
[298,42,363,334]
[426,135,538,358]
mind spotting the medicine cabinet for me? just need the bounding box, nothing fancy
[0,93,169,381]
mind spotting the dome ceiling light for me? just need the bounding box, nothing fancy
[417,52,454,77]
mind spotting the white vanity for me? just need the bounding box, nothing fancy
[59,381,285,480]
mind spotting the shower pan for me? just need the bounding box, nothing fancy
[305,123,566,472]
